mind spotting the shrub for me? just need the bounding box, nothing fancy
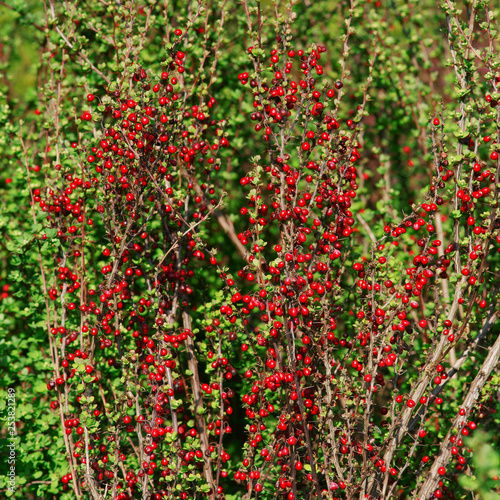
[0,0,499,499]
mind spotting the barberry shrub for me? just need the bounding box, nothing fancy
[0,0,499,500]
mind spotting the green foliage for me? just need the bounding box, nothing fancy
[0,0,499,499]
[459,431,500,499]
